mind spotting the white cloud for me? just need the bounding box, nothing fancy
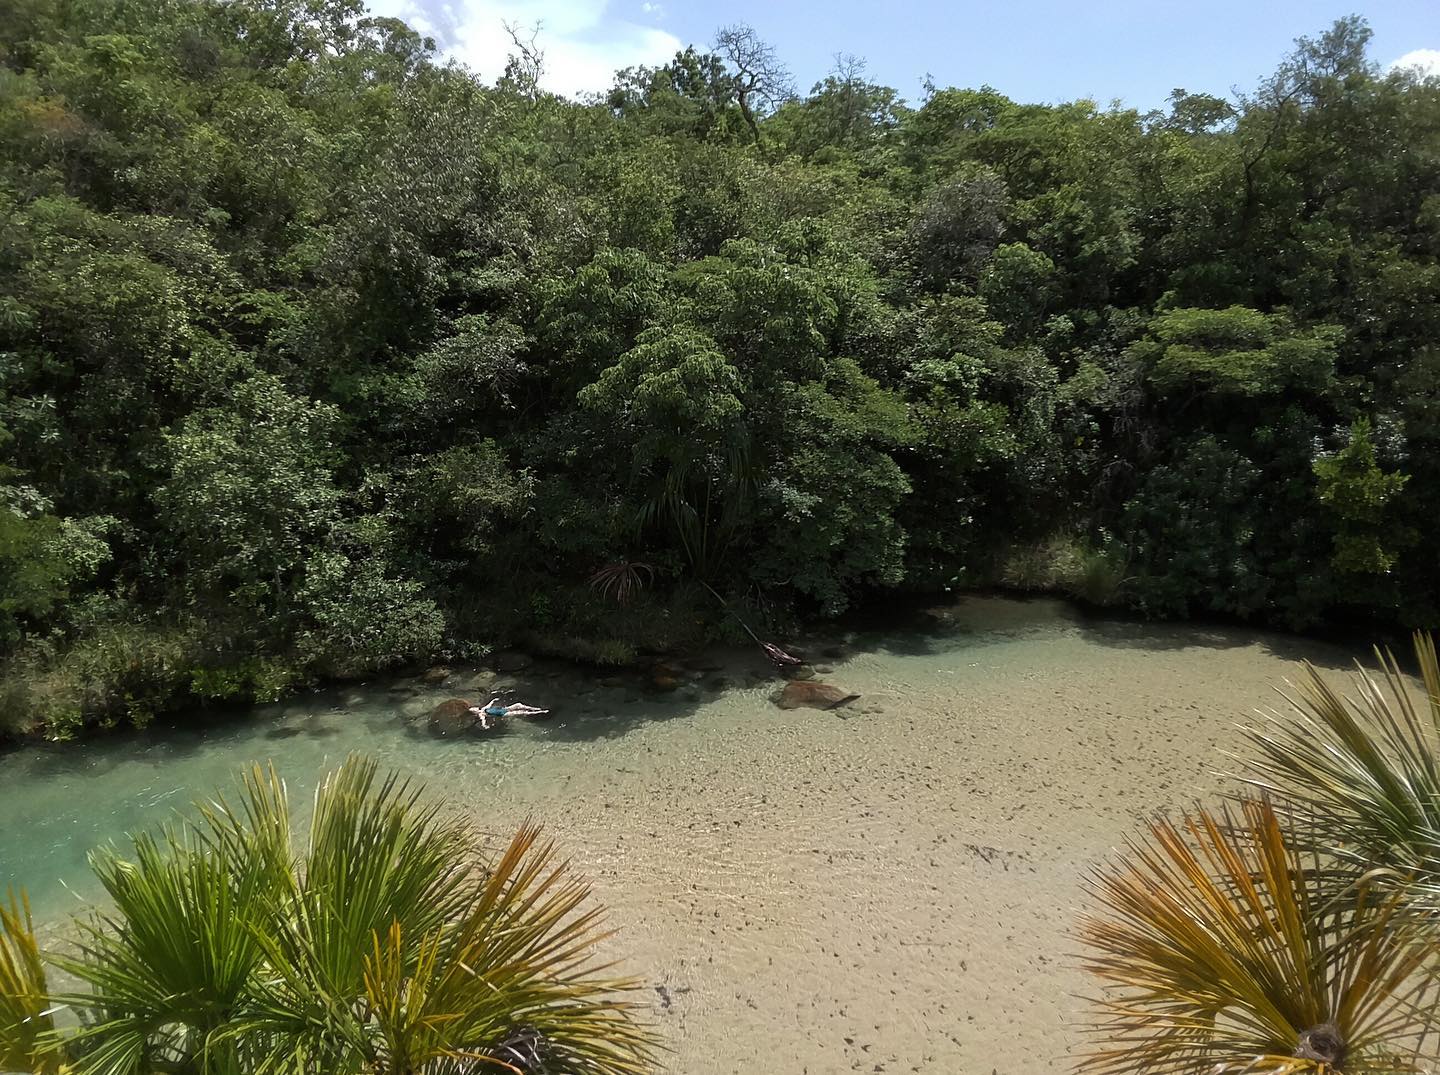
[366,0,681,98]
[365,0,432,37]
[1388,48,1440,79]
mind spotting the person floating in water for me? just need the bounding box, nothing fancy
[471,697,550,729]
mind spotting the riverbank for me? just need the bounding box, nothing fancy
[1,595,1365,1072]
[2,572,1388,748]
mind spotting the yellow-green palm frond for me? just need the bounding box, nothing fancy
[1,889,61,1075]
[56,754,656,1075]
[59,821,282,1075]
[1077,799,1437,1075]
[356,824,657,1075]
[1236,633,1440,911]
[294,754,480,996]
[216,757,656,1075]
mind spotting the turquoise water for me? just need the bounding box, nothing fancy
[0,597,1363,1072]
[0,659,754,919]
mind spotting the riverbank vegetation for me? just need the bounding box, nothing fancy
[3,3,1439,735]
[0,755,655,1074]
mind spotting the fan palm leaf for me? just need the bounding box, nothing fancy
[57,803,285,1075]
[1,889,61,1075]
[1235,633,1440,912]
[52,755,655,1075]
[350,825,655,1075]
[291,757,478,994]
[1077,798,1437,1075]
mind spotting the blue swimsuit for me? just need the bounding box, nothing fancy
[483,704,508,719]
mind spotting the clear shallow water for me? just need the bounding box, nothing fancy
[0,597,1364,1072]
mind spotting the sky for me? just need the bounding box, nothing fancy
[364,0,1440,108]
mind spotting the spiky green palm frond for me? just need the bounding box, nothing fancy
[58,818,283,1074]
[1078,799,1437,1075]
[354,825,655,1075]
[1236,633,1440,911]
[56,754,655,1075]
[234,822,655,1075]
[0,890,60,1075]
[293,757,479,995]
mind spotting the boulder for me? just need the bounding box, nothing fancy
[494,650,533,674]
[421,666,452,685]
[428,698,477,736]
[649,663,684,692]
[775,681,862,711]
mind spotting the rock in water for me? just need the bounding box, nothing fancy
[421,665,451,685]
[775,681,861,710]
[428,698,477,735]
[650,663,683,691]
[494,650,532,673]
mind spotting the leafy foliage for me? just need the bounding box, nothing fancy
[1313,420,1412,576]
[4,2,1440,733]
[24,755,658,1075]
[1078,798,1437,1075]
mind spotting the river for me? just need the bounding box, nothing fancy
[0,595,1362,1073]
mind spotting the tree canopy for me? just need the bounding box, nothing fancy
[2,6,1438,736]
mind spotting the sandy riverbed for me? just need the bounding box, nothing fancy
[461,598,1362,1073]
[3,596,1371,1073]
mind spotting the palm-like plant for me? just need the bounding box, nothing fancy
[1,891,60,1075]
[587,562,655,605]
[1235,633,1440,912]
[36,754,655,1075]
[1078,798,1436,1075]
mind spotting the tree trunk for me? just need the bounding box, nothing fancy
[737,90,759,142]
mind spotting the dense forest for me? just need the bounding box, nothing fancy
[1,1,1438,737]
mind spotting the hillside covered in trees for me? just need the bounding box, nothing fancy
[2,1,1438,736]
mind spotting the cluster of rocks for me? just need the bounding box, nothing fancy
[769,640,860,711]
[407,637,862,734]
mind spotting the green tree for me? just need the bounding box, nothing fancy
[156,375,340,613]
[579,325,748,576]
[1313,418,1411,576]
